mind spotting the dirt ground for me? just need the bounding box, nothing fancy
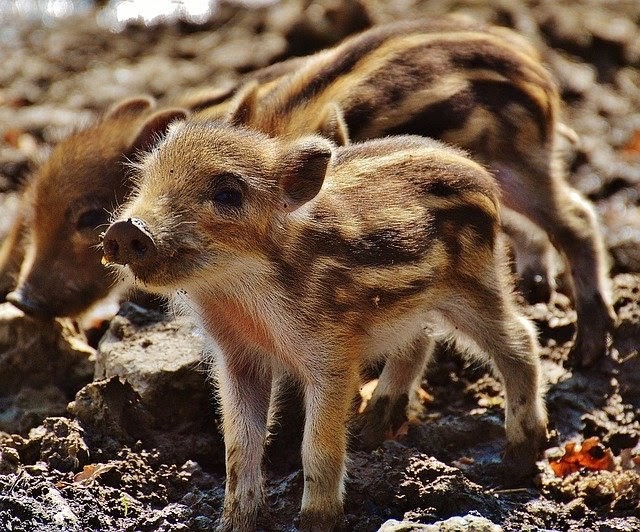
[0,1,639,531]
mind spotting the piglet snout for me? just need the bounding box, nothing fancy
[102,218,156,266]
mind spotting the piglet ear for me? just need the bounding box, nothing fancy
[106,96,155,119]
[318,102,350,146]
[226,81,259,127]
[280,137,333,212]
[129,108,188,153]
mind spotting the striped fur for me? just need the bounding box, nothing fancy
[103,122,547,531]
[214,17,615,368]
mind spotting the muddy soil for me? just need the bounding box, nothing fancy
[0,1,639,531]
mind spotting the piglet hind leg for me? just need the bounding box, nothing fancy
[442,267,548,480]
[530,183,615,368]
[500,208,558,304]
[215,354,272,532]
[298,356,361,532]
[355,335,435,451]
[495,157,616,368]
[487,313,548,480]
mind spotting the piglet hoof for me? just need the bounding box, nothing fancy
[568,312,615,369]
[567,295,616,369]
[352,409,387,452]
[352,394,409,452]
[299,508,343,532]
[502,435,546,484]
[567,333,607,369]
[215,505,263,532]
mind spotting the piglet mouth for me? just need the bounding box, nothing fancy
[6,287,58,319]
[102,217,157,267]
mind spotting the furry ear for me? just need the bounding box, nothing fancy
[106,96,155,119]
[226,81,259,126]
[318,102,350,146]
[280,136,333,212]
[129,109,188,153]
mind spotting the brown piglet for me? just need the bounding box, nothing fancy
[102,121,547,531]
[0,98,186,318]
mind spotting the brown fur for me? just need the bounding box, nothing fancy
[102,122,547,531]
[0,98,186,316]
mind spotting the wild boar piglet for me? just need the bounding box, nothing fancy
[102,121,547,531]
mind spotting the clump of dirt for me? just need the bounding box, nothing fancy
[1,1,639,531]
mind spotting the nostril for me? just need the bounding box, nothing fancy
[102,238,120,261]
[130,238,148,258]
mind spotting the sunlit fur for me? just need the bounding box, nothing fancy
[105,122,547,531]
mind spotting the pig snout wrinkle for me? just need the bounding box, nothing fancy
[102,218,156,266]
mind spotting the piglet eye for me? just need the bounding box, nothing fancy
[76,208,108,231]
[214,188,243,208]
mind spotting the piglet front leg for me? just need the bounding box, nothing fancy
[215,352,272,532]
[299,356,360,532]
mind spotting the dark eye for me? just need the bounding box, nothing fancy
[76,208,108,231]
[214,188,243,208]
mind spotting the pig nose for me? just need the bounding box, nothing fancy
[102,218,156,265]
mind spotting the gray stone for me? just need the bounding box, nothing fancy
[0,302,95,434]
[378,514,502,532]
[94,303,210,421]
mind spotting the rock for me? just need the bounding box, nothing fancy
[0,302,95,433]
[72,303,223,467]
[22,417,90,473]
[0,303,95,394]
[0,446,20,475]
[346,442,502,525]
[0,385,69,435]
[94,302,211,425]
[379,514,502,531]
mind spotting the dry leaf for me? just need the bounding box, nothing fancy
[73,463,114,485]
[549,437,615,477]
[358,379,378,414]
[358,379,432,414]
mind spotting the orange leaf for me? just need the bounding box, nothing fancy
[548,437,615,477]
[73,463,114,485]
